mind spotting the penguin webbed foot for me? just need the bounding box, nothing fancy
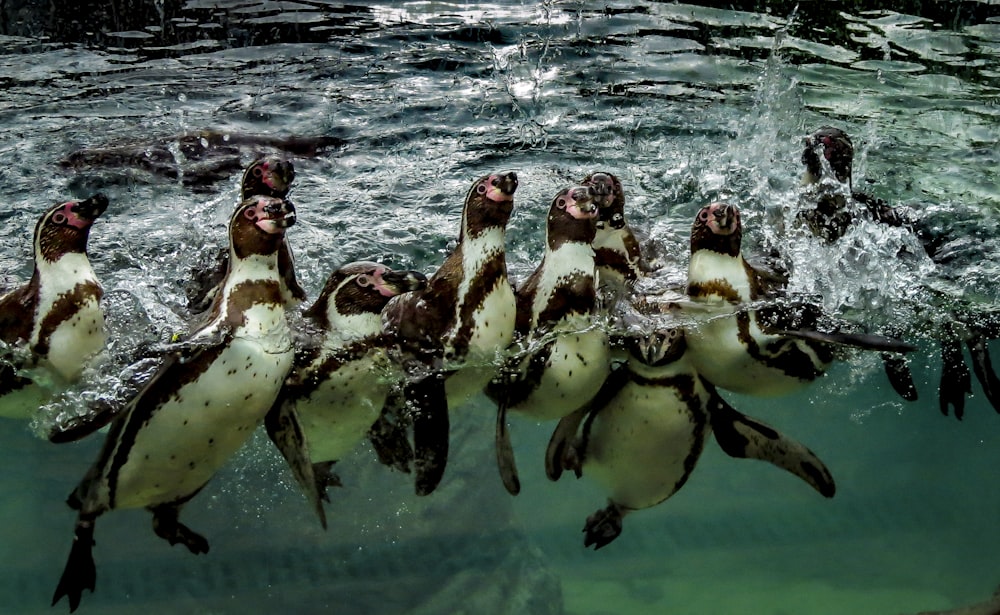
[313,461,342,502]
[368,392,414,474]
[52,517,97,613]
[151,505,209,554]
[583,502,624,550]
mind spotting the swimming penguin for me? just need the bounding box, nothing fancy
[684,202,913,397]
[187,156,306,314]
[375,171,519,495]
[0,194,108,421]
[52,195,297,612]
[581,172,646,302]
[265,261,427,520]
[545,327,835,549]
[486,184,611,495]
[800,126,999,416]
[61,129,343,191]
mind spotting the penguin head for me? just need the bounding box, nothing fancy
[230,196,296,259]
[241,157,296,200]
[307,261,428,327]
[461,171,518,240]
[626,328,687,367]
[581,172,626,230]
[35,193,109,262]
[802,126,853,189]
[691,202,742,257]
[546,185,599,248]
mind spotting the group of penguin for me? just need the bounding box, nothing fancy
[0,127,995,612]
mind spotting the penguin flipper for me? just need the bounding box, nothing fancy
[495,399,520,495]
[545,363,632,481]
[264,396,327,529]
[367,388,414,473]
[771,328,916,354]
[545,407,586,482]
[967,334,1000,414]
[882,353,918,402]
[940,325,972,419]
[408,372,450,496]
[709,386,835,498]
[52,515,97,613]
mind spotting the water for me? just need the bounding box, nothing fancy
[1,1,999,614]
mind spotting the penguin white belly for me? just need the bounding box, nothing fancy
[112,336,292,509]
[298,353,390,463]
[686,313,826,396]
[44,297,105,382]
[511,327,611,421]
[445,281,516,408]
[583,377,711,510]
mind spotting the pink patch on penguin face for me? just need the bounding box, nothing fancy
[51,202,93,230]
[699,202,739,236]
[480,174,515,203]
[557,186,598,220]
[357,266,398,297]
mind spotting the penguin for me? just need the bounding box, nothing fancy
[61,129,343,191]
[800,126,999,416]
[265,261,427,521]
[187,156,306,314]
[581,171,645,301]
[375,171,519,495]
[545,327,835,549]
[486,184,611,495]
[52,195,297,612]
[0,194,108,420]
[684,202,913,397]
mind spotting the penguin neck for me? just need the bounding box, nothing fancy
[530,239,597,329]
[322,310,382,346]
[687,249,753,303]
[32,251,99,314]
[213,249,288,338]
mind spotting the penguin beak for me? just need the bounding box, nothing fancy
[495,171,518,196]
[709,203,738,234]
[72,193,110,221]
[251,197,296,234]
[565,186,599,219]
[380,269,428,295]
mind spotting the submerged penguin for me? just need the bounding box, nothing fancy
[800,126,999,417]
[52,195,297,612]
[187,156,306,314]
[266,261,427,521]
[486,184,611,495]
[0,194,108,420]
[375,171,519,495]
[684,202,913,397]
[545,327,835,549]
[582,171,646,301]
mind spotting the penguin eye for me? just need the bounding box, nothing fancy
[252,166,264,178]
[356,275,371,287]
[476,183,487,195]
[244,208,258,221]
[698,209,710,221]
[556,198,567,209]
[52,212,67,225]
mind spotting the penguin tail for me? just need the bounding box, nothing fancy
[52,516,97,613]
